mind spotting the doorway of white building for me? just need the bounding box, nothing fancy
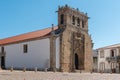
[1,56,5,69]
[100,62,105,72]
[111,62,116,73]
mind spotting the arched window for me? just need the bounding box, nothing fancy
[77,18,80,26]
[72,16,75,25]
[82,21,84,28]
[60,14,64,24]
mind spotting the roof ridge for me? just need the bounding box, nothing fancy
[0,26,58,45]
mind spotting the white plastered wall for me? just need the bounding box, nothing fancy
[56,37,60,69]
[4,38,50,69]
[98,48,120,72]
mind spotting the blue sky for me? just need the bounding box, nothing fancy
[0,0,120,49]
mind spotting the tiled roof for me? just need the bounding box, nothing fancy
[96,43,120,50]
[0,26,58,45]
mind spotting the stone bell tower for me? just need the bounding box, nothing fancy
[58,5,93,72]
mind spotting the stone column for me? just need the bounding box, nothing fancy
[71,32,75,72]
[50,36,56,71]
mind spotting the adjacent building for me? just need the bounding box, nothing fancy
[93,50,98,72]
[0,5,93,72]
[95,44,120,73]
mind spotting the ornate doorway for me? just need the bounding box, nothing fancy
[72,32,85,71]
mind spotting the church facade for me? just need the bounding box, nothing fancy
[0,5,93,72]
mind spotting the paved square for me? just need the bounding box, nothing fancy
[0,70,120,80]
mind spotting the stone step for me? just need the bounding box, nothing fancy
[74,70,87,73]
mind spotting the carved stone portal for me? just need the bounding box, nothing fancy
[72,32,85,70]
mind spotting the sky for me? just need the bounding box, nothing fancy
[0,0,120,49]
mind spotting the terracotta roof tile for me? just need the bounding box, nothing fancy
[0,26,58,45]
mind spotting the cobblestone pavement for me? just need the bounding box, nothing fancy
[0,70,120,80]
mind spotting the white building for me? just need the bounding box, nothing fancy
[95,44,120,73]
[0,27,60,70]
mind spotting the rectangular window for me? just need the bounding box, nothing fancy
[119,48,120,55]
[119,48,120,54]
[1,46,4,53]
[111,49,116,57]
[23,44,28,53]
[100,50,104,58]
